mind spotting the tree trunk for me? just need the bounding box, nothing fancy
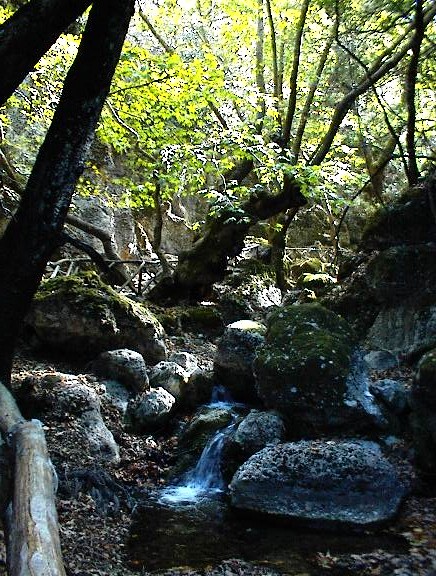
[149,180,306,301]
[0,0,134,385]
[270,207,299,292]
[0,381,65,576]
[0,0,92,106]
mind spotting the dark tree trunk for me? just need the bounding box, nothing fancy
[270,207,299,292]
[0,0,92,106]
[0,0,134,385]
[149,179,306,302]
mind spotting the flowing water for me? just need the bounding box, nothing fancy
[128,385,408,574]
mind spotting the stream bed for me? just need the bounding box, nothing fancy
[128,493,408,574]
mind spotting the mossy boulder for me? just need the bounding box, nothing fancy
[254,303,364,433]
[169,407,234,480]
[26,273,166,364]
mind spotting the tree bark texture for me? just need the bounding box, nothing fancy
[0,0,134,385]
[8,420,65,576]
[149,180,306,301]
[0,0,92,106]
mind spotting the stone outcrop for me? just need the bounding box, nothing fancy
[26,272,166,363]
[229,440,406,528]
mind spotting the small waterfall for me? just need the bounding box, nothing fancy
[160,387,237,504]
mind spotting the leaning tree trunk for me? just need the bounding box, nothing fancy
[0,0,92,106]
[149,176,306,302]
[0,0,134,386]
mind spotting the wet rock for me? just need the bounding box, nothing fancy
[125,387,176,432]
[364,350,399,371]
[223,410,285,479]
[369,379,410,416]
[171,407,234,478]
[214,320,266,403]
[254,303,380,433]
[26,272,167,364]
[92,349,149,393]
[410,349,436,474]
[229,440,406,528]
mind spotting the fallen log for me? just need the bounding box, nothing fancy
[0,381,66,576]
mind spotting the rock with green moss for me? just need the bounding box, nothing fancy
[254,303,373,433]
[26,273,166,363]
[169,406,234,480]
[410,349,436,474]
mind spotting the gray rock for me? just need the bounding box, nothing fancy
[364,350,398,371]
[233,410,285,454]
[149,361,189,400]
[26,273,167,364]
[182,368,215,411]
[222,410,286,481]
[214,320,266,402]
[0,436,10,513]
[410,349,436,474]
[125,387,176,432]
[366,304,436,359]
[230,440,406,528]
[92,349,149,393]
[369,379,410,415]
[169,351,198,375]
[34,372,120,464]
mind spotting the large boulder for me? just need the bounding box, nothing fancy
[214,320,266,402]
[254,303,375,433]
[410,349,436,474]
[26,272,166,363]
[229,440,406,528]
[92,349,149,393]
[17,372,120,465]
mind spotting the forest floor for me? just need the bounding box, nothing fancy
[1,335,436,576]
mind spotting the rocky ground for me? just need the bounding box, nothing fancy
[1,336,436,576]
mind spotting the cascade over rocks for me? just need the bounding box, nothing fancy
[26,272,167,364]
[214,320,266,403]
[229,440,407,528]
[254,303,380,433]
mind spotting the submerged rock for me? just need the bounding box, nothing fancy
[229,440,406,528]
[214,320,266,402]
[27,272,167,363]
